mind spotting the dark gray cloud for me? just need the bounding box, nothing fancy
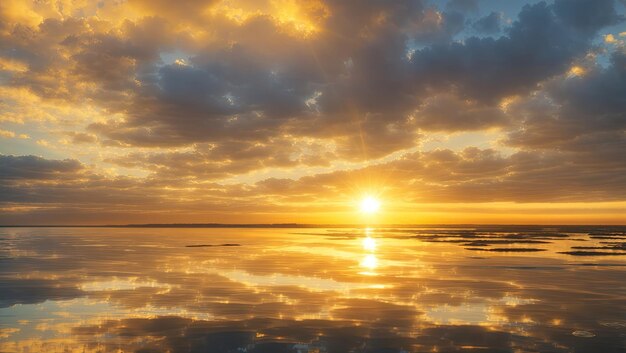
[411,0,620,103]
[553,0,621,33]
[412,93,509,131]
[0,155,83,180]
[472,11,501,34]
[506,49,626,151]
[410,9,467,44]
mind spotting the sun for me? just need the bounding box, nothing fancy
[359,196,381,214]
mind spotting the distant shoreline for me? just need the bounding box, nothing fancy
[1,223,625,228]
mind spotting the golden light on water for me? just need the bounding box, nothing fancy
[1,226,623,352]
[359,196,381,214]
[360,254,378,270]
[359,228,379,274]
[362,236,377,251]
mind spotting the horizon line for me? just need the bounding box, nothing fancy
[1,223,625,228]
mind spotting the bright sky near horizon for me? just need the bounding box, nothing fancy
[1,0,625,225]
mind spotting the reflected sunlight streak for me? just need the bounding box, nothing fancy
[360,254,378,271]
[362,236,377,251]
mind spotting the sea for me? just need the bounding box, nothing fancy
[0,226,625,352]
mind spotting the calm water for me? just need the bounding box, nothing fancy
[1,226,625,353]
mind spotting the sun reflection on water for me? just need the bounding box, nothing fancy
[1,226,625,353]
[362,236,377,251]
[359,228,379,274]
[360,254,378,271]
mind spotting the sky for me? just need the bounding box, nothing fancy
[0,0,625,225]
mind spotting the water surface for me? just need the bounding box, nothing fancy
[1,226,625,352]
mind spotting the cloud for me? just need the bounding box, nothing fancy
[0,155,83,180]
[411,0,620,103]
[67,132,98,144]
[2,141,625,224]
[2,0,620,151]
[412,93,509,131]
[506,48,626,152]
[104,139,329,180]
[552,0,621,33]
[0,128,15,138]
[472,11,501,34]
[0,0,624,223]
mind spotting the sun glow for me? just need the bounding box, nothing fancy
[360,196,381,214]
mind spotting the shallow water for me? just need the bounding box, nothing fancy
[0,226,625,353]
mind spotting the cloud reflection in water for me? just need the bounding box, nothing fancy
[0,226,625,352]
